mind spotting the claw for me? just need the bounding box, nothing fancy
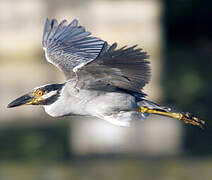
[180,112,205,129]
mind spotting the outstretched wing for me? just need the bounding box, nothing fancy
[76,43,151,93]
[42,18,108,78]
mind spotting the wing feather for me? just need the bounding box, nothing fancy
[76,43,151,93]
[42,18,108,78]
[42,18,151,94]
[42,18,51,47]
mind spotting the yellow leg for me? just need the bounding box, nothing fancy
[139,107,205,128]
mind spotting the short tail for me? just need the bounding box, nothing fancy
[137,99,205,129]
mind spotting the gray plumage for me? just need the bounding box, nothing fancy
[41,18,160,127]
[43,18,109,78]
[8,18,173,127]
[76,43,150,93]
[44,81,151,127]
[43,18,150,94]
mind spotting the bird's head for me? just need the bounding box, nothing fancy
[7,83,64,108]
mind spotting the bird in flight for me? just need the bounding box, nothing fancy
[8,18,205,128]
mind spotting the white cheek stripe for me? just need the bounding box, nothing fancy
[42,90,58,99]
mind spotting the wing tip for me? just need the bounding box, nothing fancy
[50,18,58,28]
[72,19,79,25]
[45,17,50,23]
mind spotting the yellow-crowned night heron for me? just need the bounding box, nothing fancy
[7,18,205,128]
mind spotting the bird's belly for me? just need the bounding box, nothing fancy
[43,90,137,118]
[85,92,137,116]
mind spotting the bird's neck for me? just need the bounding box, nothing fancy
[43,82,86,117]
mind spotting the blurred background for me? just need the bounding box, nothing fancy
[0,0,212,179]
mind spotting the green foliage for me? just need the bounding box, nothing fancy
[0,120,71,161]
[164,0,212,155]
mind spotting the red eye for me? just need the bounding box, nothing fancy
[36,90,43,96]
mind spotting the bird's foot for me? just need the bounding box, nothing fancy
[139,107,205,129]
[179,112,205,129]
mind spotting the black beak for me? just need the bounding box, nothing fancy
[7,94,33,108]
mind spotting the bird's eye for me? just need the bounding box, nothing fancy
[35,89,44,97]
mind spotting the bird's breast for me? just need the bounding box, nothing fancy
[43,90,93,117]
